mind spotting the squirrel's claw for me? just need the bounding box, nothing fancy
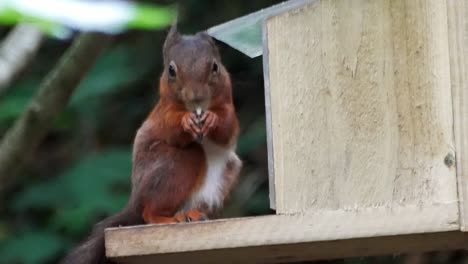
[174,209,208,223]
[200,111,218,137]
[181,112,201,140]
[185,209,208,222]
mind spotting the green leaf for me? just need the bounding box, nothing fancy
[0,6,71,39]
[0,221,8,242]
[0,1,176,38]
[128,4,177,29]
[0,79,38,123]
[237,118,266,156]
[0,78,76,130]
[54,110,77,131]
[12,148,132,235]
[70,45,152,106]
[245,189,270,215]
[0,231,65,264]
[12,179,65,210]
[0,7,22,25]
[0,94,30,122]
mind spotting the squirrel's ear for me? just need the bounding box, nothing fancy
[197,31,220,57]
[197,31,216,46]
[163,24,181,58]
[197,31,212,40]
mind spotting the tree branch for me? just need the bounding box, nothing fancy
[0,24,44,97]
[0,32,113,194]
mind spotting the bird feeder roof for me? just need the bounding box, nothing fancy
[206,0,314,58]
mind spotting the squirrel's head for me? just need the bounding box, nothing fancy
[160,24,229,111]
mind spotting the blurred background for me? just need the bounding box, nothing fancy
[0,1,465,264]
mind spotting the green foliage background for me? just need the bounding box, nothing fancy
[0,1,463,264]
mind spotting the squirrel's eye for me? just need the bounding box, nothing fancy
[211,61,219,74]
[168,61,177,78]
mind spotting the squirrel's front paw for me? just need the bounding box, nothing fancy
[181,112,201,139]
[174,209,208,222]
[200,111,218,136]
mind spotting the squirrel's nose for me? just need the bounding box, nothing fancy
[192,88,209,101]
[192,98,204,104]
[182,84,210,104]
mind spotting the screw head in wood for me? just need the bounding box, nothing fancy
[444,153,455,168]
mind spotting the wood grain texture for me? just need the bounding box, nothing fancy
[106,204,461,263]
[265,0,457,215]
[108,232,467,264]
[262,20,276,210]
[447,0,468,232]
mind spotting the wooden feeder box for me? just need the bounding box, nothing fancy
[105,0,468,263]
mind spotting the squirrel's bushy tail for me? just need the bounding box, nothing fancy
[60,206,143,264]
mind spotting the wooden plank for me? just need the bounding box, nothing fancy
[447,0,468,231]
[262,19,276,210]
[265,0,457,215]
[109,232,467,264]
[206,0,318,58]
[106,203,460,263]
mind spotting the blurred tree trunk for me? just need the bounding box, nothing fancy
[0,32,112,195]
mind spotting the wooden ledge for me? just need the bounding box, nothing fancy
[105,204,468,264]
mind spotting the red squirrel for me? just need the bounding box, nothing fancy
[61,25,242,264]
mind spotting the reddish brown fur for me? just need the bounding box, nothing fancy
[130,26,240,223]
[207,104,239,146]
[184,209,208,221]
[132,113,207,223]
[61,26,241,264]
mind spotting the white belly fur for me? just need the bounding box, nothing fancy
[183,139,239,211]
